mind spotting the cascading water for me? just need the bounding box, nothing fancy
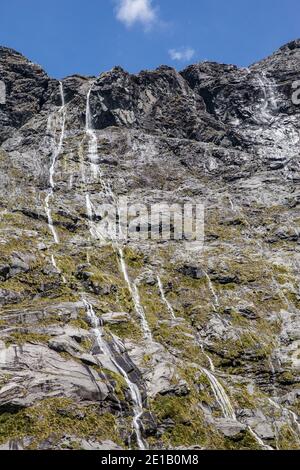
[204,271,219,311]
[157,275,176,320]
[110,332,147,450]
[198,338,273,450]
[247,427,273,451]
[50,255,66,284]
[44,81,66,271]
[255,71,299,184]
[118,248,153,341]
[85,89,100,179]
[44,194,59,244]
[199,343,215,372]
[201,367,273,450]
[197,333,236,419]
[85,194,94,223]
[44,82,66,245]
[261,72,277,111]
[85,194,107,242]
[82,298,147,449]
[86,87,261,448]
[201,367,236,420]
[256,71,277,123]
[84,87,152,342]
[228,196,235,212]
[50,82,66,185]
[268,398,300,439]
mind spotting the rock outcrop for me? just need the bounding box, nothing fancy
[0,40,299,450]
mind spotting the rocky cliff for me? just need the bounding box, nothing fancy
[0,40,299,450]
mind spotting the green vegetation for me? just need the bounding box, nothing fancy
[0,398,122,448]
[108,321,142,342]
[277,424,299,450]
[5,331,50,347]
[103,369,128,401]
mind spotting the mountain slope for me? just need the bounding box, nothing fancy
[0,40,299,450]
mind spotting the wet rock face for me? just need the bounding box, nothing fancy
[0,40,300,450]
[87,65,231,145]
[0,47,50,143]
[0,341,110,410]
[182,39,300,121]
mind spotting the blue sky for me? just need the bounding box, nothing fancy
[0,0,299,78]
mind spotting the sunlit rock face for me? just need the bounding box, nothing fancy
[0,40,299,450]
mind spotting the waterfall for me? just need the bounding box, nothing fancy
[85,194,107,241]
[247,426,273,451]
[200,356,273,450]
[200,366,272,449]
[204,272,219,310]
[85,194,94,222]
[110,332,147,450]
[69,174,74,190]
[50,255,66,283]
[118,248,153,341]
[257,72,277,123]
[201,367,236,420]
[84,87,152,342]
[44,81,66,245]
[199,343,215,372]
[198,335,235,420]
[268,398,300,438]
[261,72,277,111]
[82,299,147,449]
[228,196,235,212]
[49,81,66,187]
[288,410,300,436]
[149,248,273,451]
[44,193,59,244]
[157,275,176,320]
[201,360,274,449]
[86,88,100,179]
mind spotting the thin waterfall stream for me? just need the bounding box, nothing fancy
[84,86,152,342]
[199,341,273,450]
[258,71,277,122]
[199,343,215,372]
[82,298,147,449]
[118,248,153,341]
[247,427,273,451]
[157,275,176,320]
[201,367,236,420]
[44,81,66,274]
[201,365,273,450]
[204,271,219,311]
[45,81,66,245]
[83,83,275,451]
[268,398,300,440]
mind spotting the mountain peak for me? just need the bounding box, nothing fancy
[280,38,300,51]
[0,45,23,57]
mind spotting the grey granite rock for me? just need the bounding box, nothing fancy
[0,40,299,450]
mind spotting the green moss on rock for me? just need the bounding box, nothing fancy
[0,398,122,448]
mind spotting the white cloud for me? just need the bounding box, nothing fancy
[169,47,195,62]
[116,0,157,28]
